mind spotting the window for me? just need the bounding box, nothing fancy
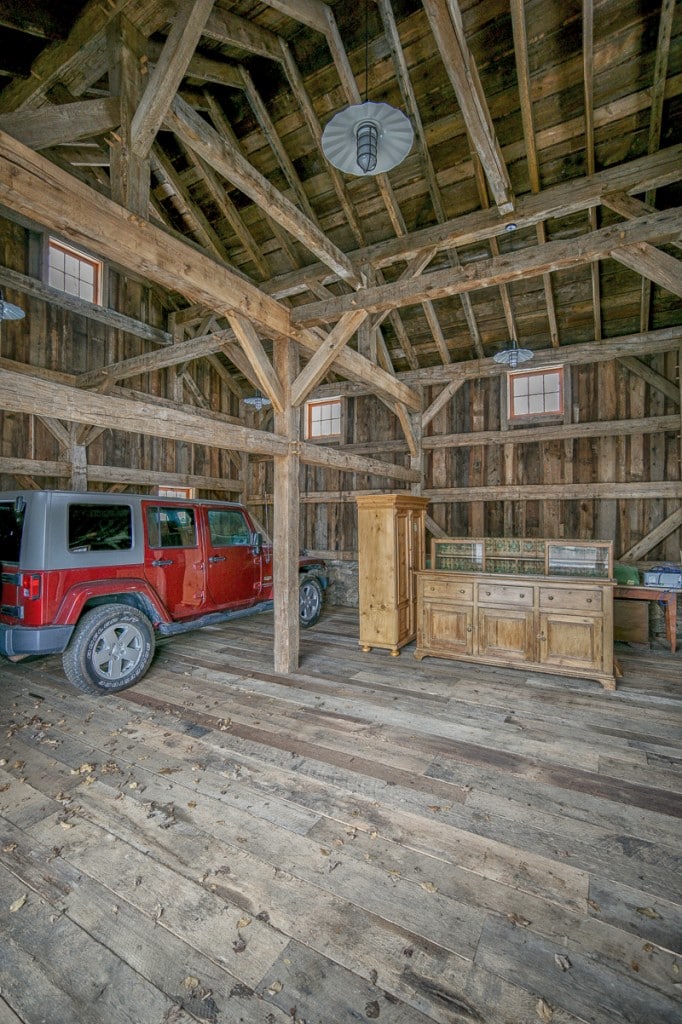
[68,504,132,552]
[507,366,564,422]
[157,486,195,499]
[305,397,342,440]
[48,238,102,304]
[208,509,251,547]
[146,507,197,548]
[0,501,25,562]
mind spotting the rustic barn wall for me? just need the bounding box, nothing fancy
[0,217,242,497]
[1,217,679,573]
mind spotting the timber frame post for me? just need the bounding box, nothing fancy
[272,336,300,673]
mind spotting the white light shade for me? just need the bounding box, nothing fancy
[493,340,533,369]
[321,101,413,176]
[0,293,25,320]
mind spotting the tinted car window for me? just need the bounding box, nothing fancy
[208,509,251,547]
[146,506,197,548]
[68,503,133,552]
[0,501,24,562]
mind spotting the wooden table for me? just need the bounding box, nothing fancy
[614,585,678,653]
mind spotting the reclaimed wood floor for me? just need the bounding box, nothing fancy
[0,605,680,1024]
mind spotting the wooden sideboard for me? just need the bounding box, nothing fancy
[415,569,616,690]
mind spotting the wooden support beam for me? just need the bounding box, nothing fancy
[0,368,418,481]
[0,128,290,337]
[422,0,514,214]
[0,98,120,150]
[422,379,465,429]
[427,482,682,503]
[266,146,682,295]
[130,0,215,159]
[422,414,680,449]
[165,95,360,286]
[618,356,680,404]
[227,314,285,413]
[290,310,368,407]
[0,264,171,347]
[291,208,682,325]
[273,336,300,674]
[107,13,149,218]
[0,457,244,494]
[618,507,682,562]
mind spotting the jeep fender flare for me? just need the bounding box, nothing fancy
[54,579,170,629]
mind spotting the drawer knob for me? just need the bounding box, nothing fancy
[459,588,466,594]
[586,598,592,604]
[520,593,525,598]
[547,595,554,601]
[485,590,491,596]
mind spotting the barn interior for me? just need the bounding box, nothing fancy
[0,1,680,1022]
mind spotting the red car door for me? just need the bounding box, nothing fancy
[203,506,265,610]
[143,504,206,619]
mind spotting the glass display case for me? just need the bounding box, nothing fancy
[431,537,613,580]
[431,539,484,572]
[546,542,612,579]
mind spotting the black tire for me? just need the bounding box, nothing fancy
[62,604,155,695]
[299,575,323,628]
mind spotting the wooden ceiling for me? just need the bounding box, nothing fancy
[0,0,680,383]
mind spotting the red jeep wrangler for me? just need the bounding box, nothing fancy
[0,490,326,695]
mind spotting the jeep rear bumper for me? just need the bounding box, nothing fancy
[0,623,74,658]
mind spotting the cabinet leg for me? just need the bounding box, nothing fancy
[390,648,400,657]
[361,644,372,653]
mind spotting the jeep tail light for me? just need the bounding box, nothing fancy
[22,573,42,600]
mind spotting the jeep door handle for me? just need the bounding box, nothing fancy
[151,558,174,566]
[208,555,226,564]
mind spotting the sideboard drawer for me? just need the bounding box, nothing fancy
[422,578,474,602]
[477,582,533,607]
[539,586,603,612]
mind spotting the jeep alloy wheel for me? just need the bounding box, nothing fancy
[63,604,155,695]
[299,575,323,628]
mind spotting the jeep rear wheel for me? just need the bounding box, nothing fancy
[62,605,155,695]
[299,575,323,628]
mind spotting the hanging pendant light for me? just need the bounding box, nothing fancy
[243,390,271,411]
[493,338,533,369]
[322,101,413,176]
[321,1,413,176]
[0,291,25,321]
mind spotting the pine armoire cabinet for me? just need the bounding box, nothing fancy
[356,493,430,656]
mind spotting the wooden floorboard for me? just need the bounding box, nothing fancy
[0,605,680,1024]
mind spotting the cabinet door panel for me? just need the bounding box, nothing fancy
[539,612,603,671]
[477,608,533,661]
[423,601,474,655]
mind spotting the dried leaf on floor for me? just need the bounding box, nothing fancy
[536,996,553,1020]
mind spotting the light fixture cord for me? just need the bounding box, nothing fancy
[364,0,369,103]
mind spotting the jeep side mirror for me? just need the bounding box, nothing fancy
[252,532,262,554]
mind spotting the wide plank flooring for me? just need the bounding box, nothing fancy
[1,605,680,1024]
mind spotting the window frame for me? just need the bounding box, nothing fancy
[304,396,343,442]
[47,237,103,305]
[504,365,568,427]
